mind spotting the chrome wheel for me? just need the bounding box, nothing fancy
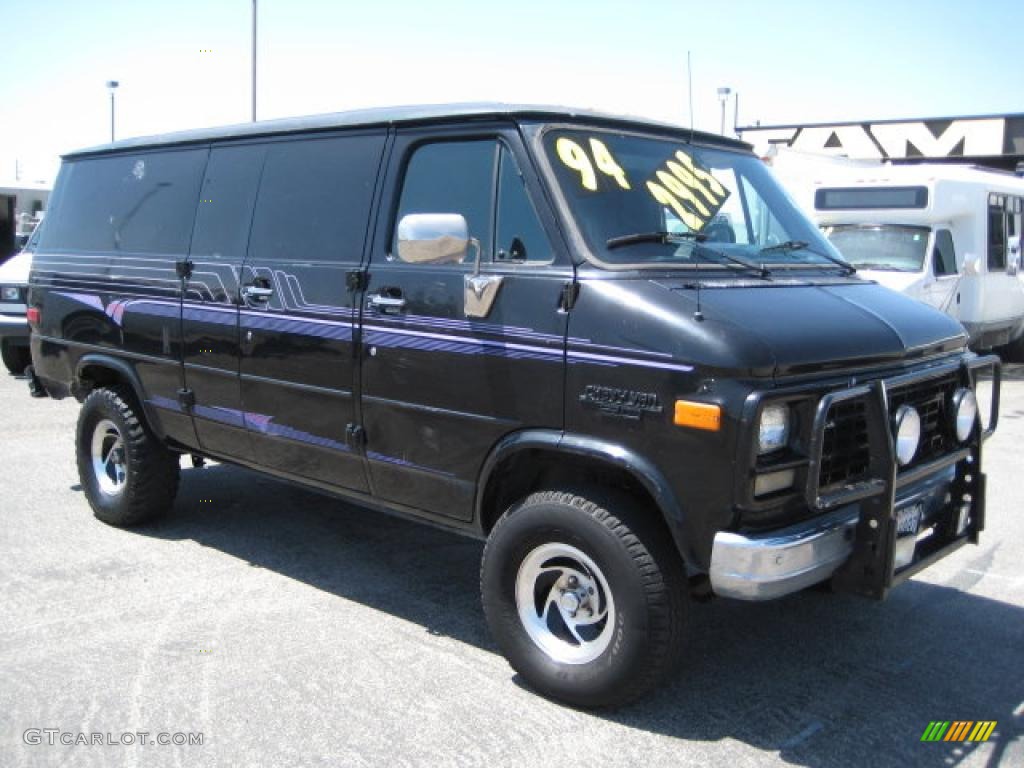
[515,542,615,665]
[90,418,127,497]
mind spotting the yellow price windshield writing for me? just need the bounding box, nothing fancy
[646,149,728,231]
[556,137,631,191]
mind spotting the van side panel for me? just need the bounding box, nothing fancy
[237,131,387,491]
[31,149,209,448]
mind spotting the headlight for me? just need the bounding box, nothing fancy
[893,405,921,466]
[952,388,977,442]
[1,286,20,302]
[757,403,790,454]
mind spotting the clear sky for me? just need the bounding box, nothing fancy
[1,0,1020,185]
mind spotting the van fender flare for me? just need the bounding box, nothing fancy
[475,429,694,565]
[74,353,168,441]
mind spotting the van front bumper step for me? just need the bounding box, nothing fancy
[710,506,859,600]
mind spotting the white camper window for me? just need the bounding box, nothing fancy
[988,194,1007,271]
[933,229,957,276]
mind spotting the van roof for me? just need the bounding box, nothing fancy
[65,102,749,158]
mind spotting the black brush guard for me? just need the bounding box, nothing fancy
[802,356,1002,600]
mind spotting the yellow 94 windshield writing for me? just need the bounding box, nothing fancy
[553,135,729,232]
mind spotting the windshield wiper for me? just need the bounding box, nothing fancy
[606,230,706,249]
[607,231,771,278]
[759,240,857,275]
[693,243,771,278]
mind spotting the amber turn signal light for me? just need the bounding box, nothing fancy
[673,400,721,431]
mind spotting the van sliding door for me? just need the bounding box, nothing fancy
[237,132,386,491]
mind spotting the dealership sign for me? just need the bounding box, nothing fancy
[740,115,1024,161]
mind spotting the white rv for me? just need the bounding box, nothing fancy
[768,151,1024,357]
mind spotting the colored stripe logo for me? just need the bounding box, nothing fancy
[921,721,997,742]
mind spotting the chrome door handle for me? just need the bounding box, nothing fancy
[368,294,406,312]
[241,285,274,303]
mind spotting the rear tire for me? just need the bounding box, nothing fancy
[1,341,30,375]
[480,489,687,708]
[76,386,180,526]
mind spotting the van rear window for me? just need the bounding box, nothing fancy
[42,150,207,254]
[815,186,928,210]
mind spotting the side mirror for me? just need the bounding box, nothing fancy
[962,254,981,276]
[396,213,474,265]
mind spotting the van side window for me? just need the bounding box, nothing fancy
[190,145,265,260]
[43,150,207,254]
[988,195,1007,271]
[495,147,551,262]
[249,134,386,264]
[933,229,957,276]
[395,141,497,263]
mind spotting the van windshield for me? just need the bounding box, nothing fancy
[822,224,929,272]
[542,128,841,269]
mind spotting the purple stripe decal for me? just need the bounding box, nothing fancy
[53,291,105,311]
[362,327,568,364]
[193,404,246,429]
[366,450,455,478]
[62,291,694,373]
[148,396,351,453]
[244,412,350,453]
[125,300,179,320]
[147,395,182,413]
[243,314,354,341]
[568,350,694,372]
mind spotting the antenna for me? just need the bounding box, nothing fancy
[686,49,702,321]
[687,51,694,145]
[733,92,740,139]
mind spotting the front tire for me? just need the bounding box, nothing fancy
[76,386,180,526]
[480,489,687,708]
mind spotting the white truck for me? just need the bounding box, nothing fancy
[768,149,1024,359]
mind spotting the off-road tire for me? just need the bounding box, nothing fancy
[480,488,687,708]
[76,386,180,526]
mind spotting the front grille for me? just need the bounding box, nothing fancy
[819,398,871,488]
[817,372,959,491]
[888,374,957,466]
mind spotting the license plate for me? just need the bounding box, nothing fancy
[897,503,924,536]
[893,502,924,570]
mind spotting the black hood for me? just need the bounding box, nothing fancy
[652,277,967,377]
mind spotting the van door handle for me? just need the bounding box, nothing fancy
[368,294,406,313]
[241,284,274,304]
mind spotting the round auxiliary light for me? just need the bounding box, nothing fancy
[893,405,921,466]
[952,388,978,442]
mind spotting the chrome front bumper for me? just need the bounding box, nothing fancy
[709,506,859,600]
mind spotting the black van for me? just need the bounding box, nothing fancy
[27,104,1000,707]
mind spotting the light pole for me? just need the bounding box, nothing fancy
[106,81,119,142]
[251,0,257,122]
[716,87,731,136]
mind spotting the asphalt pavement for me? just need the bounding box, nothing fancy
[1,365,1022,767]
